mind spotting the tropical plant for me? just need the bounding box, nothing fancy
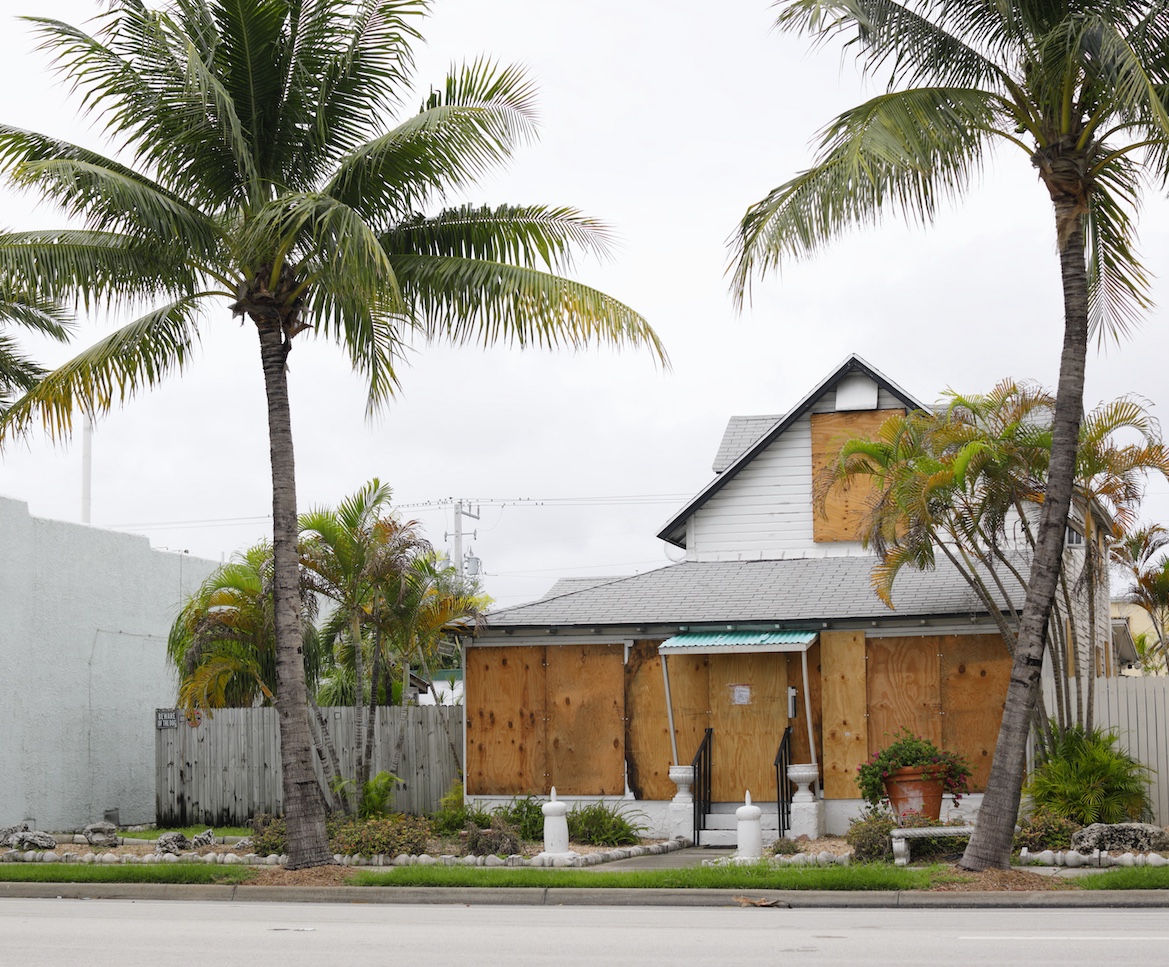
[731,0,1169,871]
[300,479,429,812]
[1024,723,1152,824]
[496,795,546,842]
[1013,809,1082,852]
[167,542,324,709]
[430,779,492,836]
[566,801,645,846]
[856,729,972,808]
[1116,524,1169,665]
[820,384,1169,747]
[0,1,663,867]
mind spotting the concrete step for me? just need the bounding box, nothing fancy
[703,812,781,831]
[707,801,779,814]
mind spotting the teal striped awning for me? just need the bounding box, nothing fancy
[658,631,817,655]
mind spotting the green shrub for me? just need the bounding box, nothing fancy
[463,816,521,857]
[497,796,546,841]
[247,813,286,856]
[771,837,801,856]
[845,809,968,863]
[1025,724,1152,824]
[1013,810,1081,852]
[359,771,401,818]
[430,780,492,836]
[845,810,897,863]
[326,814,432,857]
[566,802,645,846]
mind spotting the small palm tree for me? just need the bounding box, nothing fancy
[0,2,663,867]
[732,0,1169,871]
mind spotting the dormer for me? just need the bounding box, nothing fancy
[658,355,928,562]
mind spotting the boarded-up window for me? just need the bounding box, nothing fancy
[811,410,902,543]
[465,643,625,796]
[865,634,1009,794]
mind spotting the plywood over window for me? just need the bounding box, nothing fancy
[546,643,626,795]
[465,646,547,796]
[821,630,868,799]
[811,410,902,543]
[940,634,1010,792]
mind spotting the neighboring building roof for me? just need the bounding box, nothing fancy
[482,557,987,631]
[712,414,783,473]
[657,354,930,548]
[538,576,628,599]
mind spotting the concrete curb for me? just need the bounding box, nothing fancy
[4,882,1169,908]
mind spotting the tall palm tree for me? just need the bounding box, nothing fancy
[0,2,664,867]
[732,0,1169,870]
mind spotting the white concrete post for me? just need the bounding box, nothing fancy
[667,765,695,842]
[541,787,570,855]
[736,791,763,860]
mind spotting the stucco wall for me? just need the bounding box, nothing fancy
[0,496,216,831]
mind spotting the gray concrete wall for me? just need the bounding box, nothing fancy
[0,496,216,831]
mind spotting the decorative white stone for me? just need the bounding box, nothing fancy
[1064,850,1085,868]
[1118,852,1136,867]
[43,852,59,863]
[1036,850,1056,865]
[484,854,505,867]
[122,855,138,864]
[202,853,218,864]
[162,853,179,863]
[416,854,436,865]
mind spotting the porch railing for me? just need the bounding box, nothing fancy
[774,725,794,839]
[691,727,713,843]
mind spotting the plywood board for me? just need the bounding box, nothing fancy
[464,646,547,796]
[866,636,942,752]
[546,643,626,795]
[940,633,1011,792]
[624,640,674,801]
[811,409,902,543]
[820,630,867,799]
[665,653,711,765]
[708,653,787,802]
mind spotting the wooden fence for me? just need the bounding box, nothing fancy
[1043,676,1169,826]
[155,706,462,826]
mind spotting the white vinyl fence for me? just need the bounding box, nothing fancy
[1043,676,1169,826]
[155,706,461,826]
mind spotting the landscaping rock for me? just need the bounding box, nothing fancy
[1071,823,1169,854]
[191,829,216,848]
[154,831,190,855]
[84,821,119,846]
[1,823,30,846]
[15,831,57,850]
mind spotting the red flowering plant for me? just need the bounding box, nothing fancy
[855,728,973,806]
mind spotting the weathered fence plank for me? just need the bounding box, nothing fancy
[155,706,460,826]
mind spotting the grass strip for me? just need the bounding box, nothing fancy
[350,863,934,891]
[1077,867,1169,890]
[0,864,253,884]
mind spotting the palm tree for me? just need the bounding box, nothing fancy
[0,2,664,867]
[299,479,428,813]
[732,0,1169,870]
[167,541,324,710]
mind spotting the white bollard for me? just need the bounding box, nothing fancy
[541,787,571,856]
[736,791,763,860]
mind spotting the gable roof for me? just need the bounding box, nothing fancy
[712,414,783,473]
[657,354,929,548]
[482,557,986,631]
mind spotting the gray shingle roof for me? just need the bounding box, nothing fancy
[484,557,987,629]
[712,415,783,473]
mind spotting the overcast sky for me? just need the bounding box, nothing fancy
[2,0,1168,608]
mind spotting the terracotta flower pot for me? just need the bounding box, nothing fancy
[883,766,944,820]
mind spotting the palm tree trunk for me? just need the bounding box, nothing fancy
[258,322,331,869]
[350,615,366,815]
[960,198,1089,871]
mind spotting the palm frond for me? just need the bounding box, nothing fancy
[730,86,1003,303]
[0,295,206,441]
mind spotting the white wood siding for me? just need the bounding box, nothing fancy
[685,385,905,561]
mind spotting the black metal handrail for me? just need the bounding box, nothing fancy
[691,727,713,843]
[774,725,794,839]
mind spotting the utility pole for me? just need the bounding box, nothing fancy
[448,499,480,577]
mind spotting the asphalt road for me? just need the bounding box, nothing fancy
[5,899,1169,967]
